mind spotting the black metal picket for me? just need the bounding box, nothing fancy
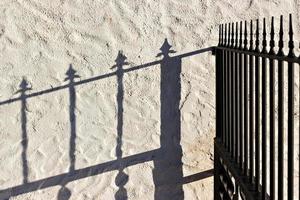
[214,14,298,200]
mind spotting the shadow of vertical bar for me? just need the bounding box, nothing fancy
[153,39,184,200]
[57,64,80,200]
[112,51,129,200]
[17,78,31,184]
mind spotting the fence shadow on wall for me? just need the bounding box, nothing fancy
[0,40,214,200]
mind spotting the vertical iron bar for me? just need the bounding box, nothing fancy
[216,24,222,140]
[269,16,276,200]
[222,24,226,146]
[231,22,235,158]
[249,20,255,184]
[255,18,260,192]
[228,23,231,153]
[287,13,294,200]
[214,25,222,199]
[214,144,219,199]
[235,22,239,164]
[243,20,249,176]
[277,15,284,200]
[221,24,225,144]
[239,21,244,170]
[225,23,228,149]
[261,18,267,200]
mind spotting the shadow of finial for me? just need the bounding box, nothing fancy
[64,64,80,82]
[156,38,176,58]
[111,51,129,70]
[15,78,32,94]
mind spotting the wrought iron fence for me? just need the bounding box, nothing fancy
[214,14,299,200]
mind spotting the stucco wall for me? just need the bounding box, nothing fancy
[0,0,299,199]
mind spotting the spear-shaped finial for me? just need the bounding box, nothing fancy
[288,14,295,57]
[235,22,239,49]
[160,38,171,53]
[225,24,227,47]
[228,23,231,47]
[221,24,224,46]
[15,77,32,95]
[269,17,275,55]
[231,22,235,48]
[65,64,80,82]
[262,18,267,53]
[156,38,176,57]
[250,20,254,51]
[218,24,221,46]
[255,19,260,52]
[244,21,248,50]
[239,21,243,49]
[278,15,284,56]
[111,50,130,69]
[20,78,29,90]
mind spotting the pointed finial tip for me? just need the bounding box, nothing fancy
[160,38,172,51]
[19,77,31,91]
[244,20,248,34]
[66,64,75,73]
[289,14,293,24]
[157,38,176,57]
[65,64,80,80]
[115,50,127,63]
[20,78,27,86]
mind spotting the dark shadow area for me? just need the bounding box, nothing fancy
[112,51,129,200]
[0,42,214,200]
[17,79,32,184]
[57,65,80,200]
[65,64,80,173]
[181,169,214,185]
[153,39,183,200]
[57,186,71,200]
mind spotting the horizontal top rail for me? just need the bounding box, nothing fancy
[215,46,300,63]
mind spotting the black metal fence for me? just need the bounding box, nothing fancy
[214,14,299,200]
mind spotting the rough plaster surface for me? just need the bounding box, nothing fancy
[0,0,299,199]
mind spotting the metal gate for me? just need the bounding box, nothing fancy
[214,14,299,200]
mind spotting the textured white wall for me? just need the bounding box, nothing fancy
[0,0,299,199]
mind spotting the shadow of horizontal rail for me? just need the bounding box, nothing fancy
[0,149,161,198]
[0,147,213,199]
[0,47,213,106]
[181,169,214,184]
